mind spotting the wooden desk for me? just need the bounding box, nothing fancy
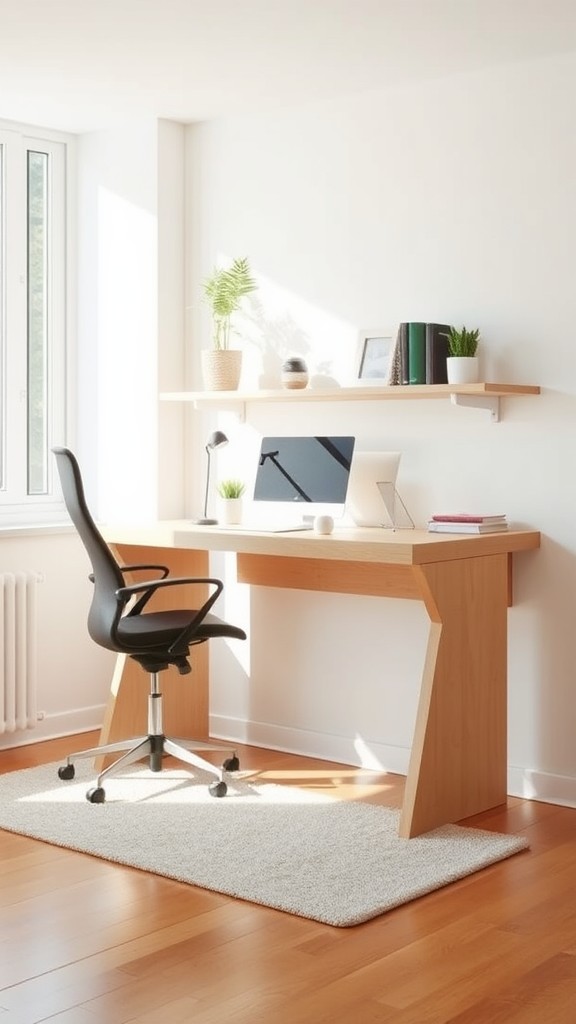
[101,523,540,838]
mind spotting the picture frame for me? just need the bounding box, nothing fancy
[356,329,396,384]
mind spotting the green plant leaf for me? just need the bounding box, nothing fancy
[217,478,246,499]
[203,257,258,349]
[448,325,480,357]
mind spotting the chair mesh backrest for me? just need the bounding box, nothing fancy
[53,447,126,650]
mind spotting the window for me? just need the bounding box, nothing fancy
[0,123,70,522]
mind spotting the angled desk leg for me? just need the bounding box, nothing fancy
[400,552,509,838]
[96,544,210,769]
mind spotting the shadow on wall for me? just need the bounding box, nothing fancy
[240,295,312,388]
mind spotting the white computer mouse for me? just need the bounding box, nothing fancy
[314,515,334,535]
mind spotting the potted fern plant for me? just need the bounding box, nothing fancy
[217,478,246,525]
[446,325,480,384]
[201,257,258,391]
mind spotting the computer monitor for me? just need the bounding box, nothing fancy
[252,435,356,525]
[345,451,401,526]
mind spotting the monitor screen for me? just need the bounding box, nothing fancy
[253,436,355,517]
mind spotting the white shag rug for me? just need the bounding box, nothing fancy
[0,761,529,927]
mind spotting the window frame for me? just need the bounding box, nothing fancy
[0,120,73,525]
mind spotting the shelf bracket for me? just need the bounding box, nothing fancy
[192,399,246,422]
[450,393,500,422]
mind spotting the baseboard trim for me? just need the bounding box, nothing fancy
[0,706,105,750]
[507,765,576,809]
[209,714,411,775]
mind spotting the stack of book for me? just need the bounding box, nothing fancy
[398,322,452,385]
[427,513,509,534]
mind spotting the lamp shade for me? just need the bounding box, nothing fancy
[207,431,228,451]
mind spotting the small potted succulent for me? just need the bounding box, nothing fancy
[446,326,480,384]
[216,479,246,525]
[201,257,258,391]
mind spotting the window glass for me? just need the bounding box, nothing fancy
[27,150,49,495]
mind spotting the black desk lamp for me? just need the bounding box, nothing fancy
[194,430,228,525]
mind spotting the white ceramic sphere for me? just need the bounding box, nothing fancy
[314,515,334,535]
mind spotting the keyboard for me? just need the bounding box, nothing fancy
[221,520,313,534]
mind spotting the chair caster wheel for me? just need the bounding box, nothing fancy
[86,787,105,803]
[209,780,227,798]
[58,764,75,780]
[222,756,240,772]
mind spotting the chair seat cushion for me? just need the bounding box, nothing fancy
[117,609,246,651]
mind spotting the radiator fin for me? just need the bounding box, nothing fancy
[0,572,39,734]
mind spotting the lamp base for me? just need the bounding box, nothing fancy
[193,516,218,525]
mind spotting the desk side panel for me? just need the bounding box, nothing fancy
[400,552,509,837]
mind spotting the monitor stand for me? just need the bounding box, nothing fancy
[376,482,414,530]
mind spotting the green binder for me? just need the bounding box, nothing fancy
[408,322,426,385]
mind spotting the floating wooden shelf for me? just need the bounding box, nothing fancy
[160,383,540,422]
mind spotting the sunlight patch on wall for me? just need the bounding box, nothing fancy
[221,552,251,677]
[219,260,358,390]
[354,734,388,772]
[96,186,157,521]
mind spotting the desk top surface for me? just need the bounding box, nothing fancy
[102,521,540,567]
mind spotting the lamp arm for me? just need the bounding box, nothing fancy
[203,446,212,519]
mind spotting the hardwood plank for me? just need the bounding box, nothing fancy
[445,952,576,1023]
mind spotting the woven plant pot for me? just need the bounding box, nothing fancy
[201,350,242,391]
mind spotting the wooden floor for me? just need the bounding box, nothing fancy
[1,735,576,1023]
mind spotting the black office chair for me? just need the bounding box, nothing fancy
[53,446,247,803]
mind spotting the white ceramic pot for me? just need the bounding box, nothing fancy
[446,356,479,385]
[219,497,243,525]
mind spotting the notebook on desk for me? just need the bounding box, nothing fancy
[229,434,356,533]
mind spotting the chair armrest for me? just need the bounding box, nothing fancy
[119,563,170,578]
[117,575,222,600]
[88,563,170,587]
[117,575,223,627]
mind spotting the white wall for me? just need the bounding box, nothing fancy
[184,51,576,805]
[76,117,185,521]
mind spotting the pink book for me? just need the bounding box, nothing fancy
[431,513,507,523]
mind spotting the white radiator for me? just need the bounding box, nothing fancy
[0,572,39,734]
